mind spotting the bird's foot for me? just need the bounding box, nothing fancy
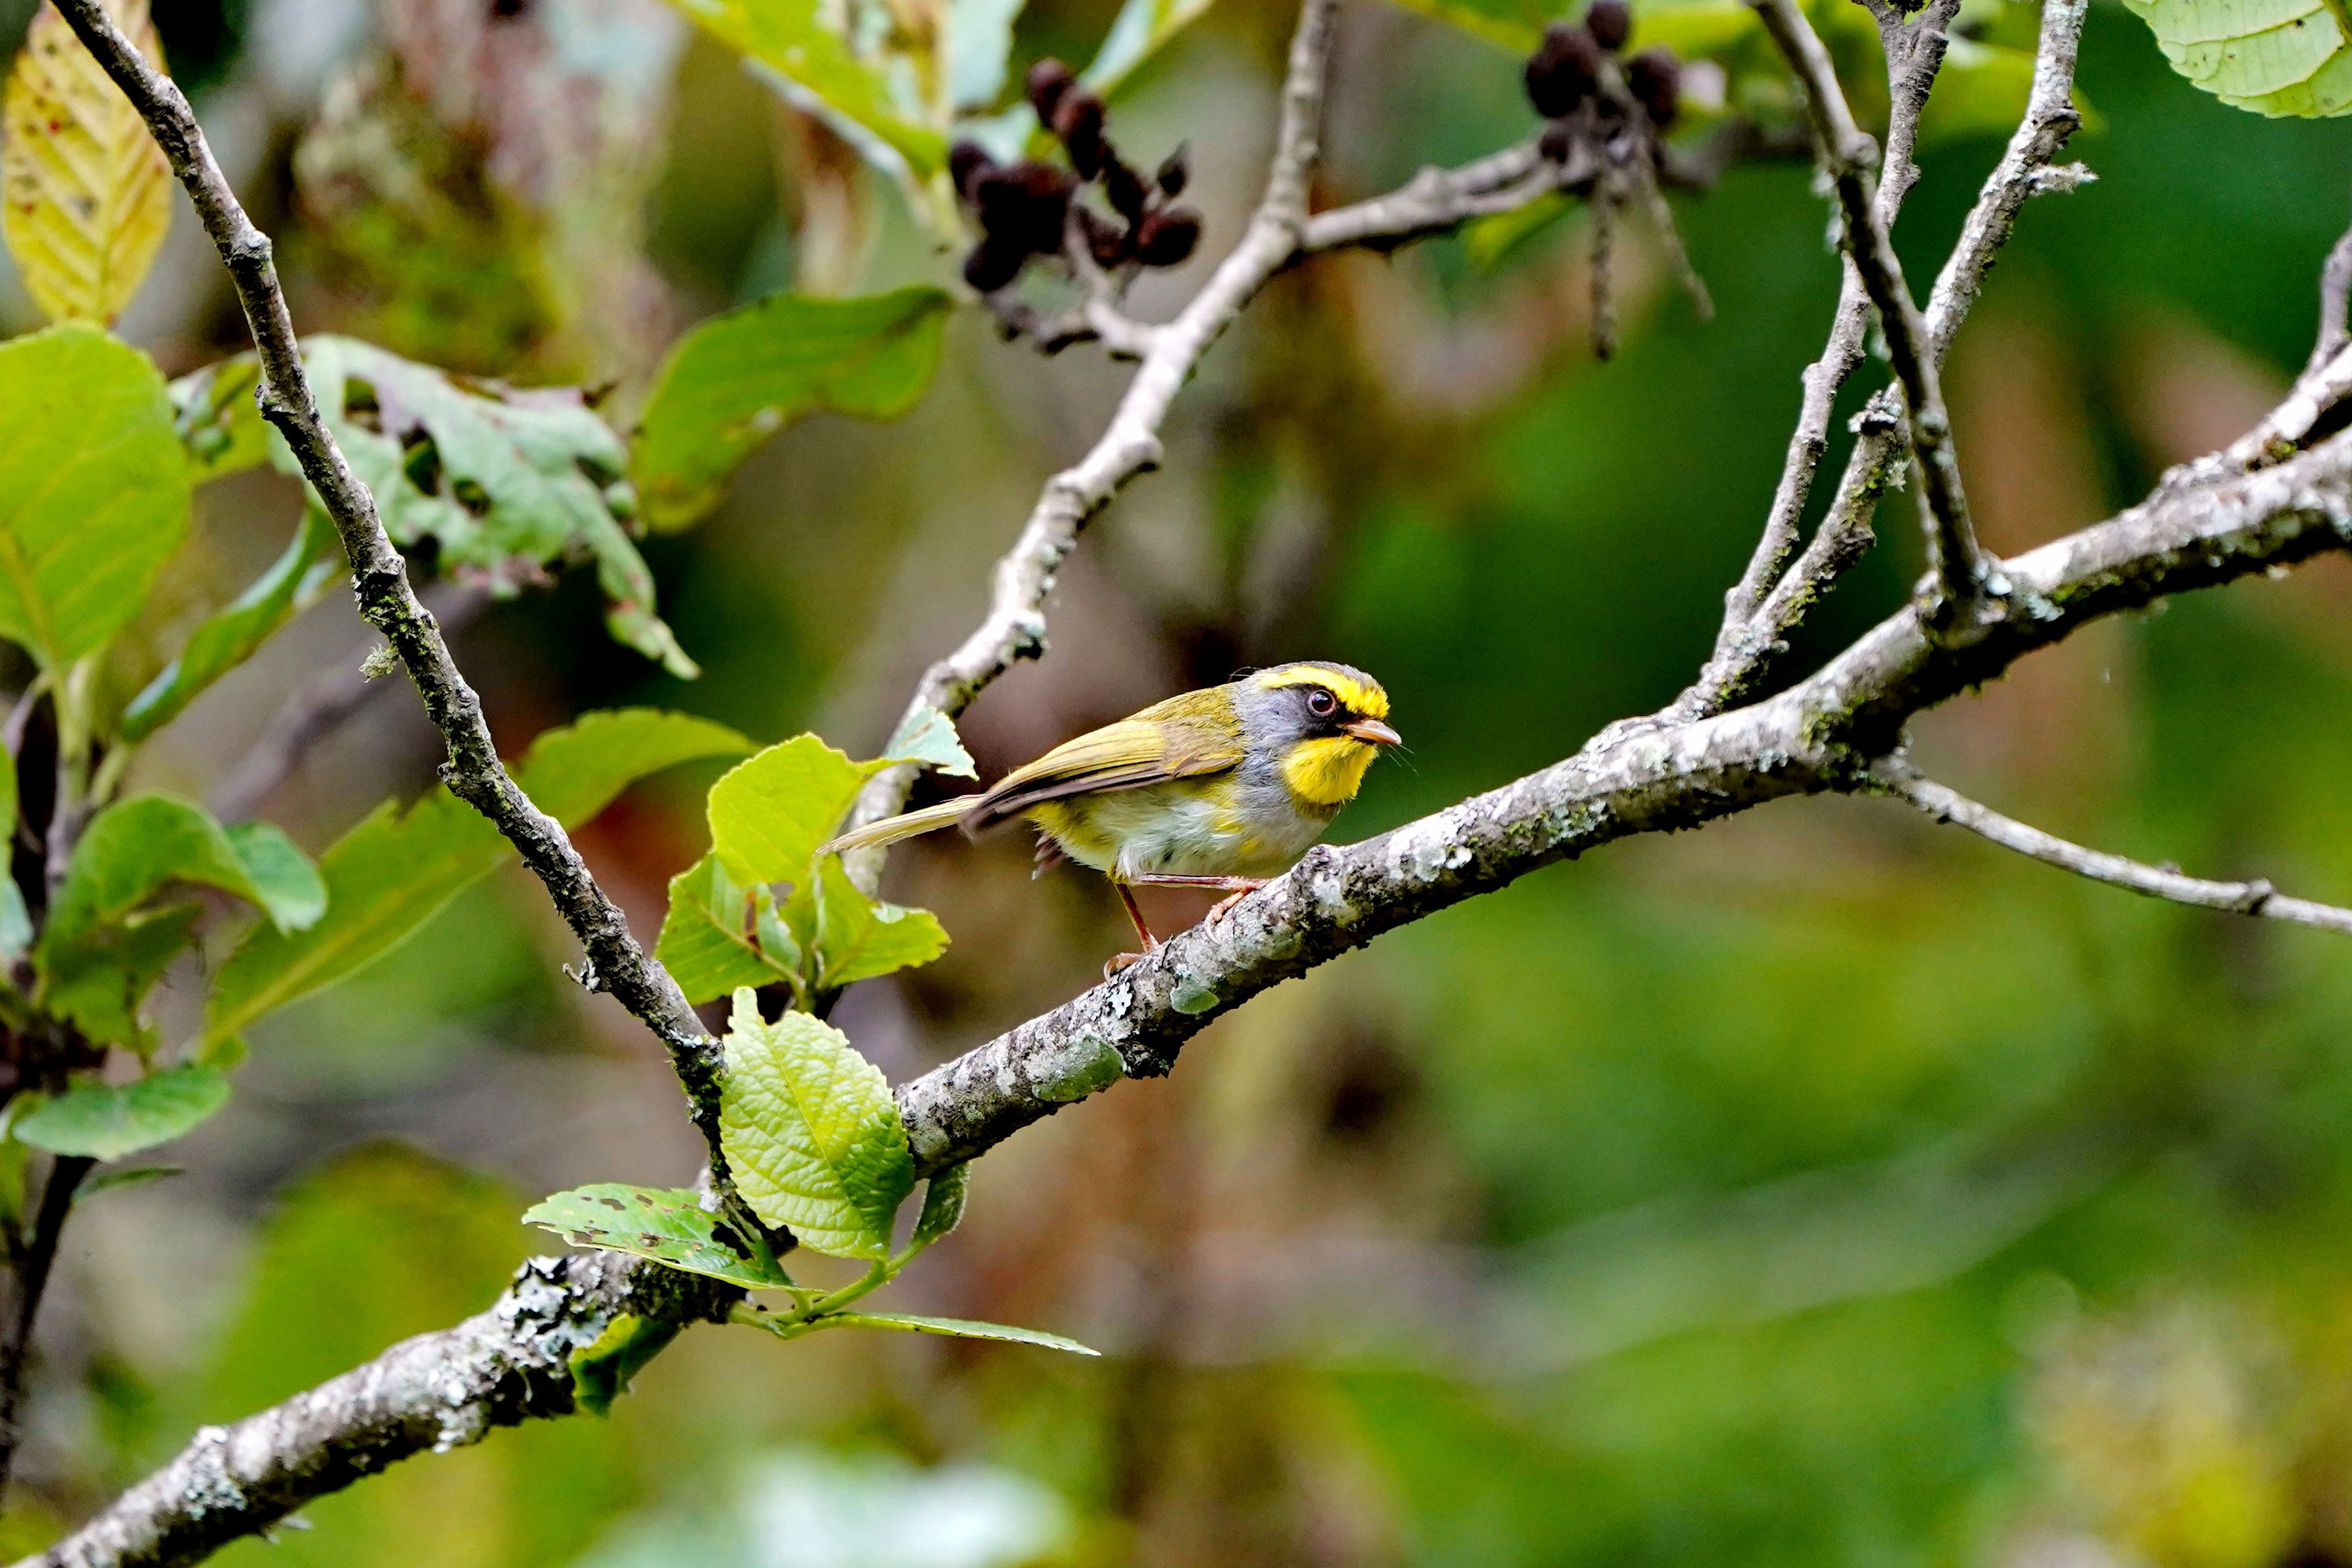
[1203,878,1270,925]
[1104,946,1154,980]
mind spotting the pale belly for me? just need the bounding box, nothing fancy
[1028,780,1335,882]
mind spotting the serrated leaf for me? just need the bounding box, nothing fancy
[567,1312,681,1416]
[813,856,949,988]
[821,1311,1098,1354]
[907,1160,970,1255]
[1,0,172,326]
[42,901,199,1046]
[121,508,345,742]
[2124,0,2352,114]
[14,1064,229,1161]
[631,287,951,531]
[525,1183,796,1291]
[719,988,913,1259]
[884,705,977,780]
[706,735,871,888]
[661,0,947,174]
[260,337,696,674]
[655,853,802,1005]
[204,710,749,1045]
[0,325,189,669]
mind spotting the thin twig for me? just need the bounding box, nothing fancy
[842,0,1345,861]
[2308,193,2352,377]
[1874,759,2352,934]
[0,1154,89,1506]
[1679,0,2088,717]
[212,582,490,824]
[45,0,727,1158]
[1752,0,1983,618]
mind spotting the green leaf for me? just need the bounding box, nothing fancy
[42,901,201,1046]
[906,1160,971,1256]
[950,0,1027,110]
[14,1064,229,1161]
[76,1163,181,1201]
[204,710,749,1046]
[706,735,872,888]
[819,1311,1099,1354]
[2123,0,2352,115]
[1085,0,1225,94]
[884,705,978,779]
[661,0,948,172]
[293,337,695,675]
[524,1182,798,1291]
[225,822,330,933]
[567,1312,681,1417]
[0,882,30,964]
[719,988,913,1260]
[654,853,803,1006]
[813,856,949,988]
[631,287,951,532]
[0,325,189,669]
[121,507,345,743]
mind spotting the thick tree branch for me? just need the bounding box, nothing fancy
[1872,759,2352,935]
[1752,0,1983,617]
[26,1254,734,1568]
[44,0,725,1154]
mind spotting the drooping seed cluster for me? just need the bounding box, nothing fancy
[1523,0,1683,156]
[952,59,1204,296]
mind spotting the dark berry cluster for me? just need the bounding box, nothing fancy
[1523,0,1683,154]
[952,59,1203,296]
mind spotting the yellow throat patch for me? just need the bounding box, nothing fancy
[1282,735,1379,807]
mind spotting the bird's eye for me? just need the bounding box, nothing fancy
[1305,688,1337,718]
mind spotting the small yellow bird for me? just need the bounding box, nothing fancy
[825,663,1401,969]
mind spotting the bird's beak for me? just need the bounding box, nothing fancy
[1343,718,1403,747]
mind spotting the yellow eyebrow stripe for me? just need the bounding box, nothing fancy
[1254,665,1389,719]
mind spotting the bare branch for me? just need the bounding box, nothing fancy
[43,0,725,1153]
[1873,759,2352,935]
[1680,0,2088,718]
[2309,191,2352,376]
[0,1154,88,1507]
[844,0,1345,853]
[26,1254,734,1568]
[1752,0,1984,617]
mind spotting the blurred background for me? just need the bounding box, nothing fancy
[1,0,2349,1563]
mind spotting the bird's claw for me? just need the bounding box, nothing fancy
[1104,950,1150,979]
[1203,881,1266,926]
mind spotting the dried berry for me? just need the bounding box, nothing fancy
[949,139,997,203]
[1524,22,1603,118]
[1625,47,1681,126]
[1077,206,1130,268]
[1134,206,1201,268]
[1052,89,1109,178]
[1103,158,1152,222]
[963,238,1026,293]
[1025,58,1076,120]
[974,160,1075,254]
[1585,0,1631,51]
[1156,144,1191,197]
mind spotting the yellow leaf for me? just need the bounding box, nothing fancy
[2,0,172,326]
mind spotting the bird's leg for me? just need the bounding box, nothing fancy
[1106,882,1160,978]
[1128,874,1270,925]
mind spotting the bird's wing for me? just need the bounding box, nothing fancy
[965,709,1242,829]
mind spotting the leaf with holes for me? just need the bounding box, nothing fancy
[655,853,803,1006]
[719,989,913,1260]
[524,1183,798,1291]
[0,325,188,669]
[1,0,172,325]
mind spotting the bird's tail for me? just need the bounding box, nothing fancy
[821,797,970,856]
